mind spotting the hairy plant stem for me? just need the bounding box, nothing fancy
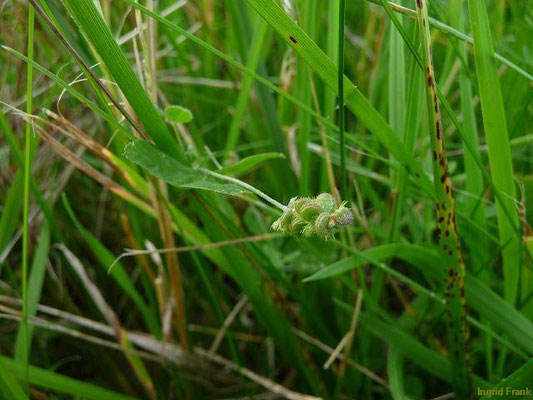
[414,1,472,398]
[201,169,288,212]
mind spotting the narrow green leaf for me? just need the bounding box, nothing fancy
[15,221,51,360]
[468,0,520,305]
[123,141,249,195]
[218,153,285,177]
[0,357,27,400]
[0,355,136,400]
[480,360,533,399]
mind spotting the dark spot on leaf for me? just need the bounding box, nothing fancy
[289,36,297,44]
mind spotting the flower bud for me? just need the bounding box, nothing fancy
[315,193,337,213]
[334,206,354,226]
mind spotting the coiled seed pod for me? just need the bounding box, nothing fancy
[271,193,353,240]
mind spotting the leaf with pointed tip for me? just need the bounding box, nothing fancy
[219,153,285,177]
[123,141,249,195]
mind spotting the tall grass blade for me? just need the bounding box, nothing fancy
[59,0,185,162]
[468,0,520,306]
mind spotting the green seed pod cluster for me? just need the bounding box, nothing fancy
[271,193,354,240]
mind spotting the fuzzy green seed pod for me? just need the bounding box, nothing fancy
[271,193,353,240]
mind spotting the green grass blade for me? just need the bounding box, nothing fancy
[0,355,136,400]
[218,152,285,177]
[59,0,184,162]
[0,170,24,256]
[1,46,129,138]
[15,221,51,360]
[224,18,268,159]
[468,0,520,306]
[0,357,27,400]
[480,360,533,399]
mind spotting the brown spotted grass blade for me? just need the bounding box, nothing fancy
[414,0,472,398]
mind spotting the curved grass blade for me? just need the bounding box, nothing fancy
[480,359,533,399]
[0,355,136,400]
[468,0,520,306]
[58,0,185,162]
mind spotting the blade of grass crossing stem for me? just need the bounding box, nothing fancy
[20,4,35,393]
[338,0,346,197]
[415,1,472,398]
[0,356,136,400]
[59,0,185,163]
[467,0,520,306]
[223,18,268,158]
[15,221,51,360]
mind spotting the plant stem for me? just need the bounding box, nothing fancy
[338,0,346,198]
[414,1,472,398]
[201,169,288,212]
[21,2,35,391]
